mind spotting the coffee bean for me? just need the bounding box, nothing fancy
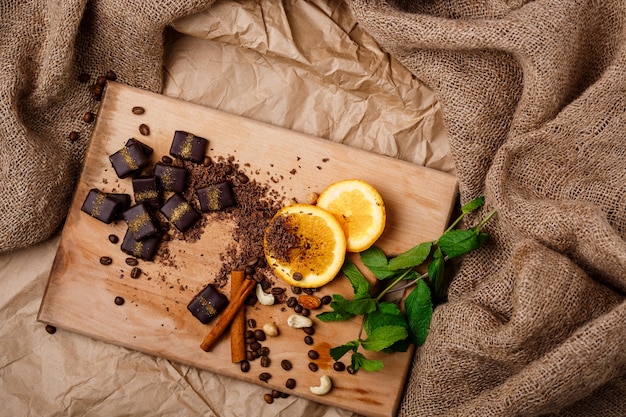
[105,70,117,81]
[287,297,297,308]
[108,234,119,244]
[45,324,57,334]
[259,346,270,357]
[132,106,145,115]
[96,75,107,86]
[280,359,292,371]
[246,351,254,361]
[333,361,346,372]
[78,73,90,83]
[161,155,172,164]
[321,295,332,305]
[245,329,255,339]
[271,287,284,296]
[125,257,139,266]
[308,362,318,372]
[99,256,112,265]
[280,392,290,398]
[202,156,212,167]
[271,390,281,398]
[285,378,296,389]
[292,272,303,281]
[68,131,79,141]
[247,318,256,328]
[83,111,94,123]
[251,350,260,359]
[236,173,249,184]
[240,360,250,373]
[254,329,266,341]
[293,304,303,314]
[291,286,302,294]
[244,266,255,276]
[260,356,271,367]
[304,335,314,345]
[347,365,357,374]
[130,267,142,279]
[303,288,315,295]
[114,296,125,305]
[259,372,272,382]
[303,326,315,335]
[263,393,273,404]
[260,280,271,291]
[301,308,311,317]
[250,341,261,351]
[245,336,256,345]
[139,123,150,136]
[308,349,319,360]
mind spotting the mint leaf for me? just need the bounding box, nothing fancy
[388,241,432,270]
[363,302,406,335]
[461,196,485,214]
[351,352,384,372]
[316,310,354,322]
[404,279,433,346]
[360,246,396,279]
[361,325,408,352]
[345,297,377,315]
[330,340,359,361]
[438,229,488,259]
[428,246,445,296]
[342,259,371,297]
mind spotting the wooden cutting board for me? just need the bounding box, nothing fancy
[38,82,457,417]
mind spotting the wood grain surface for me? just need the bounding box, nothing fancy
[38,82,457,417]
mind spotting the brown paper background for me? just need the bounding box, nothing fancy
[0,1,450,416]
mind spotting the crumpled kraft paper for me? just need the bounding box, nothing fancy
[0,1,450,416]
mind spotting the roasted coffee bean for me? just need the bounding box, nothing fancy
[130,267,142,279]
[271,287,284,296]
[245,329,255,339]
[68,131,79,141]
[250,341,262,351]
[108,234,119,244]
[251,350,260,359]
[202,155,212,167]
[346,365,357,374]
[321,295,332,305]
[236,173,249,184]
[114,296,125,305]
[257,258,267,268]
[301,308,311,317]
[285,378,296,389]
[333,361,346,372]
[78,73,90,83]
[280,392,290,398]
[259,372,272,382]
[45,324,57,334]
[96,75,107,86]
[303,326,315,335]
[246,351,254,361]
[292,272,303,281]
[303,335,314,345]
[247,318,256,328]
[259,346,270,357]
[308,349,319,360]
[271,390,282,398]
[263,393,273,404]
[132,106,145,115]
[105,70,117,81]
[125,257,139,266]
[260,356,271,367]
[254,329,266,341]
[245,336,256,345]
[286,297,297,308]
[253,273,265,283]
[139,123,150,136]
[303,288,315,295]
[83,111,94,123]
[240,360,250,373]
[260,280,271,291]
[99,256,113,265]
[291,286,302,295]
[293,304,303,314]
[280,359,292,371]
[244,266,255,276]
[308,362,318,372]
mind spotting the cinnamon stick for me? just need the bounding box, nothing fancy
[200,277,255,352]
[229,270,247,362]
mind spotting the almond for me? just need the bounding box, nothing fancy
[297,294,322,310]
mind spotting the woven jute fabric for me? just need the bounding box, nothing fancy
[349,0,626,416]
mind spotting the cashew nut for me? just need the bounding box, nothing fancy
[287,314,313,329]
[310,375,332,395]
[262,322,279,337]
[256,284,275,306]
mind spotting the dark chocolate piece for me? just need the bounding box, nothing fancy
[160,193,200,233]
[169,130,208,163]
[80,188,121,224]
[125,138,154,156]
[196,181,236,212]
[154,163,188,193]
[132,176,160,210]
[123,203,159,241]
[187,284,229,324]
[120,229,160,261]
[109,140,151,178]
[108,193,131,220]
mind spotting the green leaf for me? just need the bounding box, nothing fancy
[330,340,360,361]
[351,352,384,372]
[316,310,354,322]
[428,247,445,296]
[363,302,406,335]
[345,297,378,315]
[404,279,433,346]
[461,196,485,214]
[438,229,488,259]
[360,246,396,279]
[388,241,432,270]
[361,325,408,352]
[342,259,371,297]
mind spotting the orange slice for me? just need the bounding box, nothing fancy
[316,179,386,252]
[263,204,346,288]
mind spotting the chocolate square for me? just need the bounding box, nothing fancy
[109,140,151,178]
[169,130,208,163]
[132,176,160,210]
[125,138,153,156]
[120,229,160,261]
[80,188,121,224]
[196,181,236,212]
[154,163,188,193]
[108,193,131,221]
[187,284,229,324]
[160,193,201,233]
[123,203,159,241]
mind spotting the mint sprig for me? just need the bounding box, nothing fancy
[317,196,496,372]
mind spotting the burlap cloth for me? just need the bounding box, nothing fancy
[1,0,625,416]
